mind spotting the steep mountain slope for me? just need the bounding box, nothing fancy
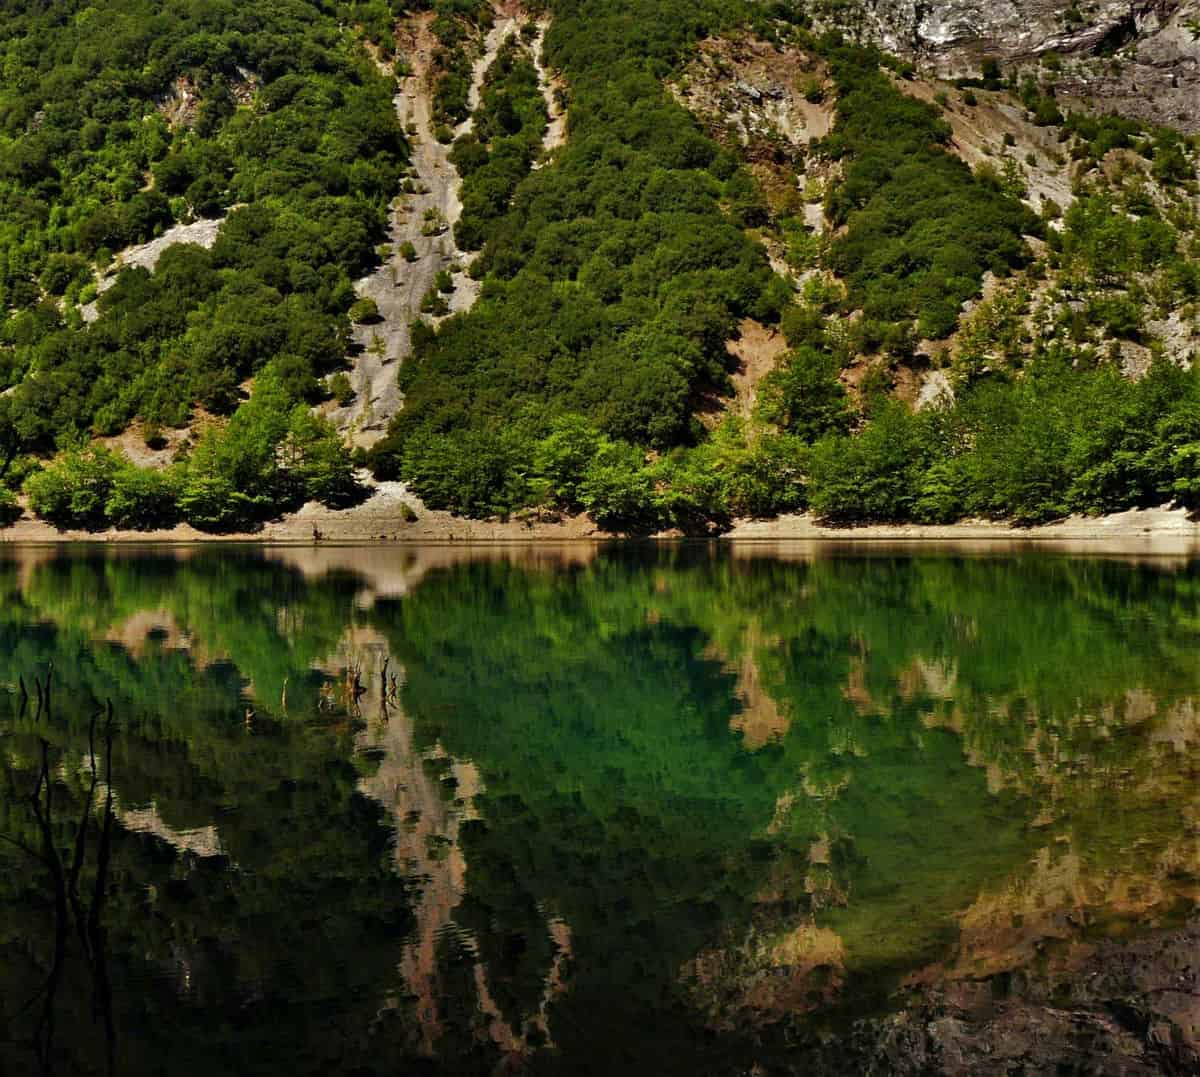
[334,5,567,447]
[0,0,1198,538]
[0,0,410,531]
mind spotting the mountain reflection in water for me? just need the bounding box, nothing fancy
[0,543,1197,1075]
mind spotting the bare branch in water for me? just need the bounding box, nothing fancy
[7,680,118,1075]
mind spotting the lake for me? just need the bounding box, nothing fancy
[1,543,1197,1075]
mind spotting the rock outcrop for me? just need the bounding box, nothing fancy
[840,920,1200,1075]
[843,0,1200,131]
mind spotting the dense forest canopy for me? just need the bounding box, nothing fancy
[0,0,407,528]
[366,0,1199,530]
[369,0,785,502]
[0,0,1197,532]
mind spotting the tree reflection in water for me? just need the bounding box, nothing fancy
[2,674,116,1076]
[0,545,1196,1075]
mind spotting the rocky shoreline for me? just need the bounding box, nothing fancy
[1,488,1197,552]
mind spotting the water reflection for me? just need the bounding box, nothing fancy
[2,682,117,1076]
[0,544,1197,1074]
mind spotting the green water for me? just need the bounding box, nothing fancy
[0,544,1197,1075]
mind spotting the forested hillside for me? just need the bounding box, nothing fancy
[367,0,1200,530]
[0,0,406,529]
[1,0,1199,534]
[368,0,791,523]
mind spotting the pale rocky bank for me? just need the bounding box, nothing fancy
[3,487,1198,552]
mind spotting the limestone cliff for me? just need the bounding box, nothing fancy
[837,0,1200,130]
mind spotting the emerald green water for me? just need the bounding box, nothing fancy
[0,544,1197,1075]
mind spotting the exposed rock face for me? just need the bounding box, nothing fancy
[846,0,1200,131]
[787,919,1200,1075]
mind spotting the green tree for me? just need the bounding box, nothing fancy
[24,446,124,530]
[756,346,852,442]
[578,440,658,531]
[0,487,21,527]
[105,465,181,530]
[349,296,381,323]
[404,429,531,517]
[807,402,925,522]
[532,414,605,508]
[177,466,262,532]
[279,406,359,505]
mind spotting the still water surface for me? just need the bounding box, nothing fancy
[0,543,1197,1075]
